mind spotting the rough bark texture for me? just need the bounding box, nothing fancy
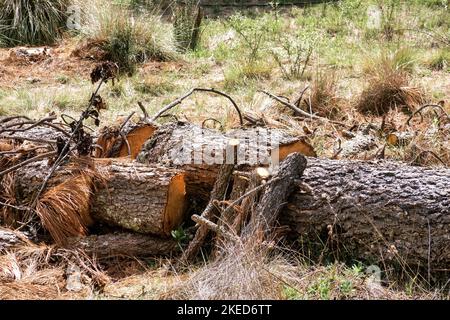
[14,158,187,237]
[281,157,450,270]
[252,153,307,232]
[66,233,178,257]
[137,122,315,200]
[0,125,65,142]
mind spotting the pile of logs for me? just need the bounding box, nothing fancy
[1,66,449,275]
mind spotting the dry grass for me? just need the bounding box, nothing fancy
[356,60,424,116]
[307,70,344,119]
[35,160,103,245]
[162,238,291,299]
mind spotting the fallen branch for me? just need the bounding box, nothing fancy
[150,88,243,125]
[260,90,346,127]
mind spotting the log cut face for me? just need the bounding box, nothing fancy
[281,158,450,269]
[137,122,315,199]
[14,159,187,237]
[92,159,187,236]
[94,122,156,159]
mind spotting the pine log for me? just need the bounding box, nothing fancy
[65,233,178,257]
[281,158,450,270]
[13,158,187,237]
[94,121,157,159]
[137,122,316,200]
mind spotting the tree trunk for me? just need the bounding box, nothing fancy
[14,158,187,237]
[137,122,316,200]
[281,158,450,270]
[65,233,178,257]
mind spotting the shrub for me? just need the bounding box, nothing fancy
[0,0,70,46]
[308,70,343,119]
[357,52,424,116]
[76,1,176,74]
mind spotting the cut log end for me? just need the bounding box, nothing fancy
[95,124,157,159]
[163,173,187,234]
[118,124,157,158]
[277,140,317,160]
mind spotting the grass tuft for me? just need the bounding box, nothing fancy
[0,0,70,46]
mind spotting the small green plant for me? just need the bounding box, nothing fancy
[226,13,280,64]
[308,277,332,300]
[282,285,302,300]
[270,32,314,80]
[171,225,187,244]
[0,0,70,46]
[173,0,203,52]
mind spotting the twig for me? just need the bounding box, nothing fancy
[293,85,310,108]
[406,104,449,126]
[191,214,240,242]
[0,201,30,211]
[137,101,149,120]
[0,116,31,124]
[0,117,70,137]
[181,162,235,262]
[412,150,446,166]
[201,118,223,131]
[427,218,431,285]
[220,177,280,219]
[0,136,56,145]
[0,146,46,155]
[0,151,57,178]
[119,112,136,132]
[260,90,346,127]
[150,88,243,126]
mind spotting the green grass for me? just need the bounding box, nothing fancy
[0,0,70,46]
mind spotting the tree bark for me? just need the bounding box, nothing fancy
[65,233,178,257]
[14,158,187,237]
[137,122,316,200]
[281,157,450,270]
[250,153,307,234]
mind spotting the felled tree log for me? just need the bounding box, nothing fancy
[14,158,187,237]
[66,233,178,257]
[137,122,316,199]
[94,121,157,159]
[281,158,450,270]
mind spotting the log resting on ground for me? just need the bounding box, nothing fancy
[66,233,177,257]
[137,122,316,200]
[280,158,450,270]
[13,158,187,237]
